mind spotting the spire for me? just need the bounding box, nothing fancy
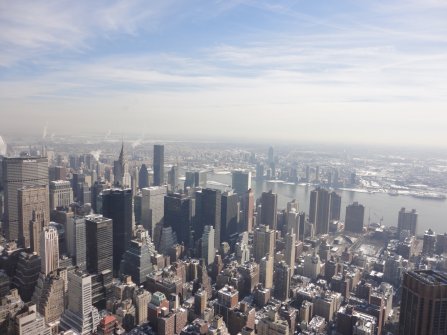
[119,139,124,163]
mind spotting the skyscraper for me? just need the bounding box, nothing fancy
[422,229,437,256]
[260,254,274,289]
[66,217,87,270]
[17,185,49,249]
[49,180,73,210]
[309,188,331,235]
[253,225,275,262]
[241,189,254,233]
[285,232,296,271]
[260,190,277,230]
[2,156,48,241]
[195,188,222,247]
[113,142,127,187]
[153,144,165,186]
[85,215,113,274]
[329,191,341,221]
[60,271,100,334]
[398,208,418,235]
[168,165,179,191]
[202,225,215,266]
[232,170,251,196]
[344,202,365,233]
[138,163,149,189]
[220,191,239,243]
[40,227,59,276]
[141,186,166,238]
[164,193,194,248]
[102,188,133,276]
[274,261,290,301]
[399,270,447,335]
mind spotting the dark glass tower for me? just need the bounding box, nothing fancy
[102,188,133,276]
[260,190,277,230]
[85,215,113,274]
[344,202,365,233]
[138,163,149,189]
[153,145,164,186]
[195,188,221,248]
[221,191,239,243]
[164,193,194,248]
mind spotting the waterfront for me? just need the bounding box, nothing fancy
[208,173,447,235]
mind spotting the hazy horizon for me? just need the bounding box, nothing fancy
[1,1,447,148]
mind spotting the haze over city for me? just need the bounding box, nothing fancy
[1,0,447,147]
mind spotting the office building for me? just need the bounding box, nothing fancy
[32,270,65,324]
[138,163,149,189]
[329,191,341,221]
[253,225,275,262]
[164,193,194,248]
[113,142,130,188]
[195,188,221,247]
[232,170,251,196]
[60,271,100,334]
[102,188,133,276]
[285,232,296,271]
[153,144,165,186]
[202,225,215,266]
[241,189,254,233]
[40,227,59,276]
[2,156,48,242]
[66,216,87,270]
[399,270,447,335]
[168,165,179,191]
[120,226,155,285]
[85,215,113,274]
[49,180,73,210]
[260,190,278,230]
[18,185,49,250]
[260,254,274,289]
[12,252,42,302]
[14,304,51,335]
[398,208,418,236]
[309,188,331,235]
[274,261,290,301]
[221,191,239,243]
[141,186,166,238]
[345,202,365,233]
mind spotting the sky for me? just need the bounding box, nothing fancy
[0,0,447,147]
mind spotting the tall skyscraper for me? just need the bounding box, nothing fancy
[164,193,194,248]
[195,188,221,247]
[60,271,100,334]
[260,190,277,230]
[141,186,166,238]
[260,254,274,289]
[422,229,437,256]
[399,270,447,335]
[66,217,87,270]
[309,188,332,235]
[120,226,156,285]
[329,191,341,221]
[40,227,59,276]
[85,215,113,274]
[285,232,296,271]
[398,208,418,236]
[102,188,133,276]
[17,185,49,249]
[2,156,48,241]
[220,191,239,243]
[113,142,128,188]
[274,261,290,301]
[138,164,149,189]
[344,202,365,233]
[32,270,65,325]
[168,165,179,191]
[253,225,275,262]
[202,225,215,266]
[153,144,165,186]
[232,170,251,196]
[49,180,73,210]
[241,189,254,233]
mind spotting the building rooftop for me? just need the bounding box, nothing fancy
[410,270,447,285]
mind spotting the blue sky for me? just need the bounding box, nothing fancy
[1,0,447,146]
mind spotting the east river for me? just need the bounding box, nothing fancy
[207,173,447,236]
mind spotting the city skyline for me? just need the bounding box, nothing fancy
[1,1,447,147]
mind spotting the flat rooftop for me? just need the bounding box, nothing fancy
[410,270,447,285]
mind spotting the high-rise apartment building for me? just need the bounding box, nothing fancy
[399,270,447,335]
[153,144,165,186]
[85,215,113,274]
[398,208,418,236]
[102,189,133,276]
[345,202,365,233]
[2,156,48,241]
[260,190,277,230]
